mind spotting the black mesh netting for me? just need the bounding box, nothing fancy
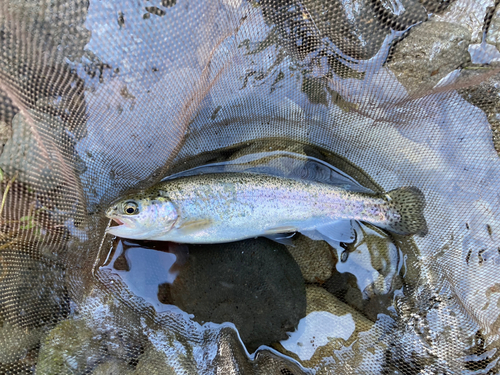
[1,0,500,373]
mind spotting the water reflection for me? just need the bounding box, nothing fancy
[101,237,307,353]
[333,221,403,297]
[101,238,188,311]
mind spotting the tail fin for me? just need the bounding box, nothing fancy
[384,187,428,237]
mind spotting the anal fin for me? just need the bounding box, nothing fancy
[263,233,296,246]
[301,220,355,246]
[263,226,297,245]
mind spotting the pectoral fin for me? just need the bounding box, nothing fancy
[177,218,213,235]
[264,226,297,235]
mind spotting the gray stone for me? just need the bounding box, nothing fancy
[387,21,471,96]
[0,121,12,145]
[36,319,104,375]
[0,252,69,329]
[92,360,134,375]
[0,110,66,191]
[0,321,44,363]
[253,349,308,375]
[432,0,494,44]
[133,346,178,375]
[286,234,334,283]
[0,121,12,158]
[486,6,500,51]
[1,0,91,64]
[458,71,500,155]
[166,238,306,353]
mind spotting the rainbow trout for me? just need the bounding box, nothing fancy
[105,173,427,244]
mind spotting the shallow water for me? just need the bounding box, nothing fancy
[98,138,422,361]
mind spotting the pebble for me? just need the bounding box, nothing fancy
[133,346,177,375]
[37,319,103,375]
[93,360,134,375]
[167,238,306,353]
[286,235,334,283]
[458,73,500,155]
[387,21,471,96]
[0,121,12,148]
[305,286,373,332]
[432,0,494,44]
[274,286,374,368]
[0,251,69,330]
[0,321,43,364]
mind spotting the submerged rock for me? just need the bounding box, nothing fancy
[0,121,12,156]
[0,321,44,364]
[387,21,471,96]
[166,238,306,353]
[305,286,373,332]
[486,6,500,51]
[432,0,494,44]
[133,346,177,375]
[264,0,426,61]
[0,251,69,330]
[286,234,334,283]
[275,286,374,368]
[458,71,500,155]
[0,111,68,191]
[1,0,91,64]
[253,349,308,375]
[36,319,103,375]
[92,360,134,375]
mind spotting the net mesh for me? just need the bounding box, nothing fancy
[1,0,500,373]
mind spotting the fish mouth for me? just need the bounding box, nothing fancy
[112,218,124,225]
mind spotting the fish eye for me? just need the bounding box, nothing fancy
[123,201,139,215]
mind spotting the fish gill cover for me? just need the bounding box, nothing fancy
[0,0,500,373]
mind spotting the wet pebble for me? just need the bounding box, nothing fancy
[387,21,471,96]
[0,251,69,330]
[325,271,365,312]
[0,121,12,154]
[286,234,334,283]
[486,6,500,51]
[36,319,103,375]
[458,72,500,155]
[0,111,68,190]
[165,238,306,353]
[0,321,43,364]
[275,286,373,368]
[305,286,373,332]
[432,0,494,44]
[93,360,134,375]
[253,349,308,375]
[133,346,177,375]
[325,267,400,323]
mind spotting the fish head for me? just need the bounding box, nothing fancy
[105,195,178,240]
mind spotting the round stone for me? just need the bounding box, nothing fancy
[166,238,306,353]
